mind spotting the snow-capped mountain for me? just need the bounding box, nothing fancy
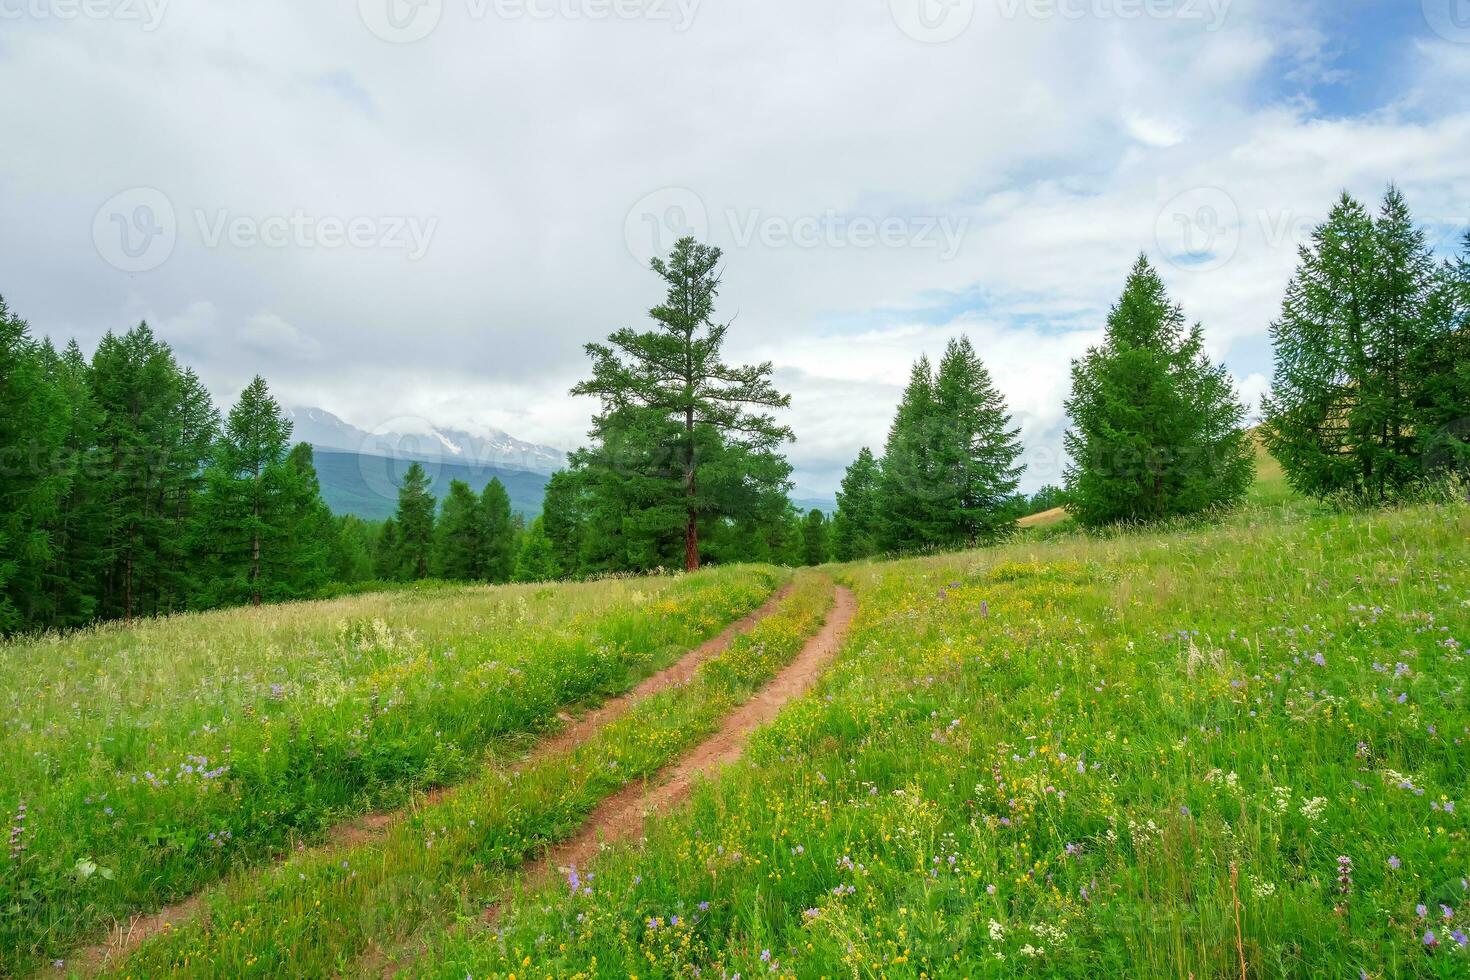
[286,407,568,476]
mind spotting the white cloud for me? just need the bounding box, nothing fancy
[0,0,1464,494]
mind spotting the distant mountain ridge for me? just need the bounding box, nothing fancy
[286,406,568,476]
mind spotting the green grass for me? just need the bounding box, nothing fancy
[107,572,837,978]
[417,500,1470,978]
[0,567,782,976]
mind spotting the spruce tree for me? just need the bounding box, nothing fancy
[1065,255,1253,526]
[1417,230,1470,482]
[801,508,829,566]
[434,479,485,581]
[877,357,941,551]
[572,237,793,571]
[539,470,587,577]
[282,443,335,596]
[832,447,881,560]
[199,377,294,607]
[394,462,436,580]
[513,517,558,583]
[1264,189,1450,502]
[374,518,402,580]
[479,478,516,583]
[930,336,1025,545]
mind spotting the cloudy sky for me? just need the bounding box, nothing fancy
[1,0,1468,496]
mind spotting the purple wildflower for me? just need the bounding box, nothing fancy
[1389,856,1402,871]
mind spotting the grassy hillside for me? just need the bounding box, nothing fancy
[419,499,1470,978]
[0,568,782,975]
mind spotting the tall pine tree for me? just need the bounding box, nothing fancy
[479,478,516,583]
[1065,255,1253,526]
[571,237,793,571]
[434,479,486,581]
[930,336,1025,545]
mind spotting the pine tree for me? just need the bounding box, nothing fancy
[832,448,881,560]
[479,478,516,583]
[331,515,377,584]
[434,479,486,581]
[801,509,829,566]
[394,462,436,580]
[571,237,793,571]
[1264,189,1450,502]
[513,517,558,583]
[877,357,942,551]
[1065,255,1253,527]
[930,336,1025,545]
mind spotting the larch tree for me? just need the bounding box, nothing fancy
[1264,188,1454,501]
[434,479,485,581]
[571,237,793,571]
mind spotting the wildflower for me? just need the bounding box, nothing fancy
[698,901,710,911]
[803,907,820,920]
[1425,930,1440,949]
[1443,906,1455,921]
[1336,856,1354,895]
[1389,856,1402,871]
[1418,904,1429,919]
[760,950,771,963]
[1451,931,1468,949]
[988,920,1006,941]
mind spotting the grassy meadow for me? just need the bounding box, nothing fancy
[417,497,1470,978]
[0,567,782,975]
[6,459,1470,978]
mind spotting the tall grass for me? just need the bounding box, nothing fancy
[417,500,1469,978]
[108,572,837,978]
[0,567,780,975]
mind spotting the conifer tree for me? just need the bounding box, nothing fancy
[1416,230,1470,482]
[572,237,793,571]
[930,336,1025,544]
[434,479,485,581]
[394,462,436,580]
[539,470,587,577]
[1065,255,1253,526]
[38,341,107,629]
[282,442,334,596]
[832,448,881,560]
[513,517,558,583]
[199,377,295,607]
[877,357,941,551]
[801,508,829,566]
[0,297,67,633]
[479,478,516,583]
[1264,189,1459,501]
[374,518,402,580]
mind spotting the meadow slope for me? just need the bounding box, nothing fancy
[0,567,782,975]
[417,499,1469,978]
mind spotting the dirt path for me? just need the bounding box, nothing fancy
[482,584,857,927]
[64,583,794,978]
